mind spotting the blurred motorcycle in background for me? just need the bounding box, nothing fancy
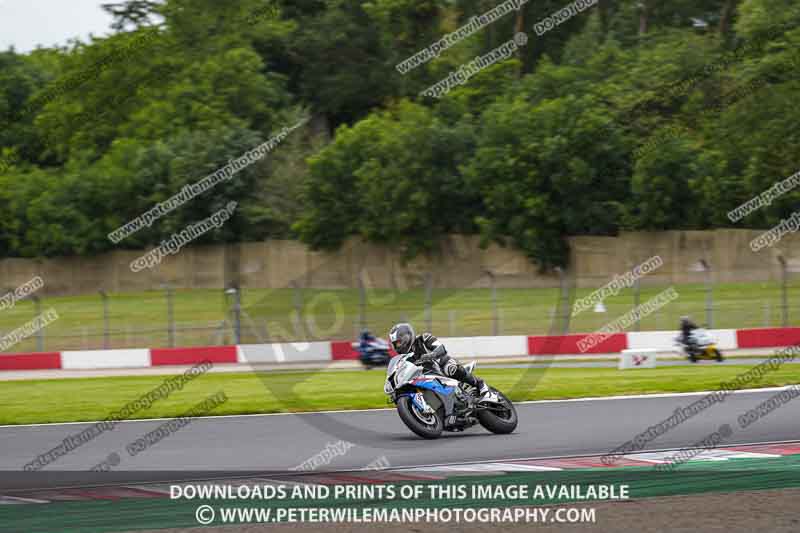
[676,328,724,362]
[353,330,391,368]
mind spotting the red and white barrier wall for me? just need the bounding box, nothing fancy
[625,329,738,351]
[1,328,799,372]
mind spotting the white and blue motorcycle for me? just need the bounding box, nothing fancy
[384,353,518,439]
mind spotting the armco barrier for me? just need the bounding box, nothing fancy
[332,336,526,361]
[61,348,150,370]
[709,329,738,350]
[627,329,738,351]
[150,346,238,365]
[442,336,528,358]
[0,352,61,371]
[736,327,800,349]
[528,333,627,355]
[2,327,800,372]
[239,342,331,363]
[625,331,675,351]
[331,341,359,361]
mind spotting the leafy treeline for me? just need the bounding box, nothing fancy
[0,0,798,269]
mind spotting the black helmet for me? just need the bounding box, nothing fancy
[389,323,415,354]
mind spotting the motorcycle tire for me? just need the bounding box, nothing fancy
[714,349,724,362]
[396,395,444,439]
[477,389,518,434]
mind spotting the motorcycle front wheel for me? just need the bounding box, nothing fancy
[396,395,443,439]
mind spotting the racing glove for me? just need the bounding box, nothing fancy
[418,344,446,363]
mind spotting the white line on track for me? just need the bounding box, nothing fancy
[1,384,796,429]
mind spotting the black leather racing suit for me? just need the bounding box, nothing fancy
[407,333,484,391]
[680,320,699,354]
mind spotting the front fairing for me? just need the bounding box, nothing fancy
[385,354,420,395]
[386,354,403,377]
[395,360,422,385]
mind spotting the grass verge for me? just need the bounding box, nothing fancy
[2,364,800,425]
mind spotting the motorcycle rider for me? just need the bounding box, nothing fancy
[388,322,496,402]
[679,316,699,355]
[359,329,376,347]
[357,329,391,367]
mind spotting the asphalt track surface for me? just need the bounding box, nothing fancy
[2,387,799,488]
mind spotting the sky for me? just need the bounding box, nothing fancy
[0,0,115,53]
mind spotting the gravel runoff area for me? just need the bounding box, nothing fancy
[127,487,800,533]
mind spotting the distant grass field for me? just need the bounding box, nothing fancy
[0,280,797,352]
[2,363,800,425]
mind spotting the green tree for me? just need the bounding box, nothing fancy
[464,93,629,269]
[297,100,477,257]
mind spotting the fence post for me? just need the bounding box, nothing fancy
[291,281,304,331]
[555,267,571,334]
[699,259,713,328]
[163,284,175,348]
[32,294,44,352]
[424,272,433,331]
[778,255,789,327]
[290,281,307,339]
[98,290,110,349]
[485,270,498,336]
[2,287,10,348]
[226,287,241,345]
[498,308,505,335]
[633,274,641,332]
[358,275,367,331]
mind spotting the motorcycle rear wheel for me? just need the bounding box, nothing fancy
[396,395,444,439]
[477,389,518,434]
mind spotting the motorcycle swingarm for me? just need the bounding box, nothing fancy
[475,404,506,413]
[444,416,478,431]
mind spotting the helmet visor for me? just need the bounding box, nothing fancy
[389,325,414,354]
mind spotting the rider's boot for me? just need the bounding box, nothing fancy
[441,356,498,402]
[451,364,496,402]
[477,380,498,402]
